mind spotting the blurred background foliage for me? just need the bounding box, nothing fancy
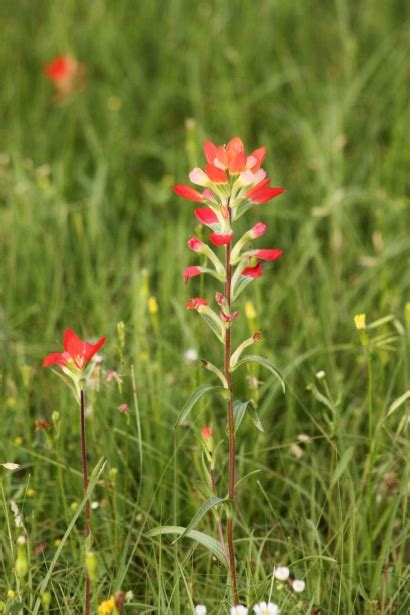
[0,1,409,613]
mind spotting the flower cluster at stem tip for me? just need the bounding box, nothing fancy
[173,136,284,327]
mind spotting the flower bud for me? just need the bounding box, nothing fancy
[249,222,267,238]
[201,426,213,452]
[16,535,28,580]
[187,236,205,252]
[85,551,97,582]
[354,313,366,330]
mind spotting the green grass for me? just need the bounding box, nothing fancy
[0,1,409,613]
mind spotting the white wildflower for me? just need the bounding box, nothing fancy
[231,606,248,615]
[184,348,198,364]
[292,579,305,593]
[274,566,289,581]
[253,602,280,615]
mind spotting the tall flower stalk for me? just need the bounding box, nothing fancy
[173,137,285,604]
[43,328,106,615]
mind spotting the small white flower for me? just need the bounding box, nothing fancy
[274,566,289,581]
[292,579,305,593]
[184,348,198,364]
[315,370,325,379]
[195,606,207,615]
[231,606,248,615]
[253,602,280,615]
[124,590,134,602]
[189,167,209,186]
[91,501,99,510]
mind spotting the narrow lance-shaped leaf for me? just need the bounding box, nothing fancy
[231,355,285,393]
[146,526,228,566]
[174,385,228,428]
[173,496,229,542]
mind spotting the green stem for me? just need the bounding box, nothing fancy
[80,388,91,615]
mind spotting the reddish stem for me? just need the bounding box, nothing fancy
[210,467,228,561]
[224,214,239,605]
[80,388,91,615]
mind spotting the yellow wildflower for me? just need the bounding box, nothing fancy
[354,313,366,330]
[98,596,116,615]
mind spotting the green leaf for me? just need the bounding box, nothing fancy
[233,400,249,432]
[146,525,228,566]
[232,399,264,432]
[248,405,264,431]
[199,312,225,342]
[232,355,285,393]
[330,446,354,488]
[174,385,226,428]
[173,496,228,542]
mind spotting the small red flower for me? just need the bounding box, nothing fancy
[184,266,202,284]
[205,163,228,184]
[43,55,86,101]
[209,232,234,246]
[246,183,284,204]
[201,425,213,440]
[242,262,264,279]
[172,185,204,202]
[44,55,74,82]
[43,329,106,371]
[255,249,283,261]
[249,222,267,238]
[194,208,219,226]
[187,236,204,252]
[186,297,208,310]
[118,403,129,415]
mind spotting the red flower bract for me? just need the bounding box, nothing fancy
[205,163,228,184]
[43,328,106,371]
[194,208,219,226]
[186,297,208,310]
[242,262,264,279]
[250,222,267,238]
[187,236,204,251]
[184,266,202,284]
[209,232,234,246]
[246,184,285,204]
[255,249,283,261]
[172,185,204,203]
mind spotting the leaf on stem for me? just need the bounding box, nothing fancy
[231,355,285,393]
[172,495,228,542]
[146,525,228,566]
[175,385,228,428]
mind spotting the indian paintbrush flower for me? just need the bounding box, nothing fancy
[44,55,86,102]
[173,136,284,605]
[43,328,106,615]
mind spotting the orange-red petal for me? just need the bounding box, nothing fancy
[205,163,228,183]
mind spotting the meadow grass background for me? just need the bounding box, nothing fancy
[0,1,409,613]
